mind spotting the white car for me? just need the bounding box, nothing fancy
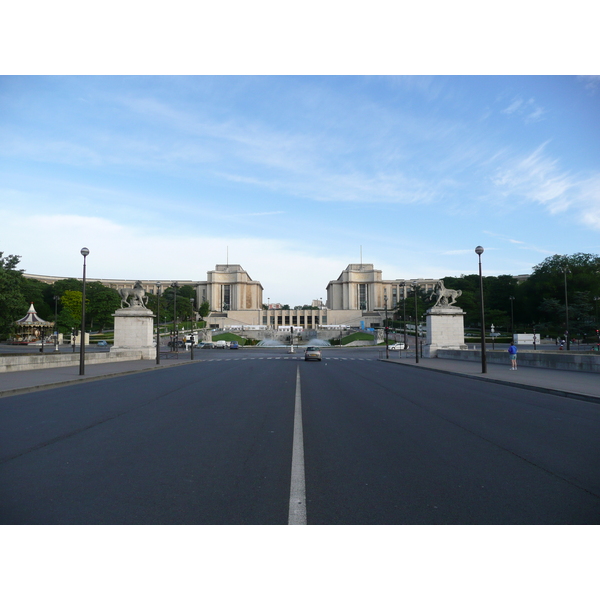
[389,343,406,350]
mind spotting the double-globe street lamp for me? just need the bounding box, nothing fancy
[79,247,89,376]
[475,246,487,374]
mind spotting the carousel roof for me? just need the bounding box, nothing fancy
[15,303,54,327]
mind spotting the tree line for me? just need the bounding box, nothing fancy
[3,250,600,340]
[391,253,600,340]
[0,253,209,339]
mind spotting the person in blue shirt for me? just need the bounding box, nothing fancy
[508,343,517,370]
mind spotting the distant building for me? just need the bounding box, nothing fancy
[28,263,528,331]
[326,264,440,311]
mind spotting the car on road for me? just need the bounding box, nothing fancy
[389,343,406,350]
[229,342,239,349]
[214,340,229,349]
[97,340,109,347]
[200,342,215,349]
[304,346,322,361]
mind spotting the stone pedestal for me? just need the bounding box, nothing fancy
[111,307,156,360]
[423,306,467,358]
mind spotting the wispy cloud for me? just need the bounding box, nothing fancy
[577,75,600,93]
[491,142,575,213]
[500,97,546,122]
[501,98,523,114]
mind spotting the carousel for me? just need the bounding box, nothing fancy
[12,303,55,345]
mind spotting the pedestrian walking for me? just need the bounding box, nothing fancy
[508,342,517,370]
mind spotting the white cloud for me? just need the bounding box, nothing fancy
[491,143,575,213]
[500,96,545,122]
[502,98,523,114]
[0,210,343,306]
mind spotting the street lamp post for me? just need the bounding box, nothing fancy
[562,266,570,350]
[53,295,59,352]
[190,298,195,360]
[173,282,179,354]
[79,247,89,376]
[475,246,487,374]
[400,282,407,349]
[384,289,389,359]
[413,282,419,364]
[156,282,161,365]
[509,296,515,344]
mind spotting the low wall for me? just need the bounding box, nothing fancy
[437,349,600,373]
[0,350,147,373]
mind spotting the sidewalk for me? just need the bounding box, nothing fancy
[0,356,193,398]
[383,355,600,404]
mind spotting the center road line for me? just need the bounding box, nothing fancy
[288,365,307,525]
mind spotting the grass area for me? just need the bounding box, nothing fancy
[335,331,375,345]
[212,332,247,345]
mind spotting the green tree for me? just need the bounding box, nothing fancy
[61,290,85,328]
[198,300,210,320]
[52,278,83,295]
[518,253,600,331]
[86,282,121,331]
[0,253,27,338]
[20,277,53,320]
[162,285,194,322]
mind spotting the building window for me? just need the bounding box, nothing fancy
[307,316,312,326]
[285,316,290,325]
[222,285,231,311]
[262,315,267,325]
[300,316,305,325]
[292,316,297,325]
[359,284,367,310]
[277,316,282,325]
[322,316,327,324]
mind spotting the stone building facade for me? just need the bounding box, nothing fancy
[23,263,442,330]
[326,263,440,311]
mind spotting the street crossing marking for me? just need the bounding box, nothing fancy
[194,356,373,363]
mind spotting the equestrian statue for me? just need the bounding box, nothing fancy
[429,280,462,308]
[118,281,148,309]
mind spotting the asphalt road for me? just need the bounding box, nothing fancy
[1,347,599,524]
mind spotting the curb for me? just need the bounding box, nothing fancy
[0,358,201,399]
[380,359,600,405]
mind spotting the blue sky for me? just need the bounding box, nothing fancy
[1,75,599,305]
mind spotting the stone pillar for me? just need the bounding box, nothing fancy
[111,307,156,359]
[423,306,467,358]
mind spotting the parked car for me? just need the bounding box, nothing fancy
[97,340,109,347]
[200,342,215,349]
[305,346,322,361]
[214,340,229,349]
[389,343,406,350]
[229,341,239,349]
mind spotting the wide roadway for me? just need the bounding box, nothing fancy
[1,347,599,524]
